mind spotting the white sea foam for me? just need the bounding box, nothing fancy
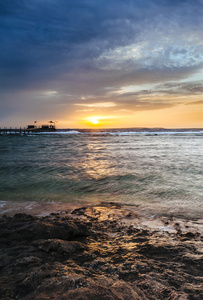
[109,131,203,136]
[37,130,81,134]
[0,201,6,208]
[54,130,203,136]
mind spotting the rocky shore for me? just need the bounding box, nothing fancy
[0,202,202,300]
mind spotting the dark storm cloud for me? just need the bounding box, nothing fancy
[72,79,203,113]
[156,81,203,95]
[0,1,202,84]
[0,0,141,76]
[0,0,202,124]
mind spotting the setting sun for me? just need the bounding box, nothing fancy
[83,116,103,127]
[80,115,117,128]
[88,116,100,125]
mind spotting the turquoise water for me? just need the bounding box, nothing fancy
[0,130,202,217]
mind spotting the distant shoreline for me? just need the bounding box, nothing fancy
[55,127,203,132]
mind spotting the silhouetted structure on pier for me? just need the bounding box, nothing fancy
[0,121,56,135]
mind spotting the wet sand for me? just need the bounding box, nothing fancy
[0,202,202,299]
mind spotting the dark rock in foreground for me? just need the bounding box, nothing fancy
[0,204,202,299]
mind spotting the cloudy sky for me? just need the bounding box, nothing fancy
[0,0,202,128]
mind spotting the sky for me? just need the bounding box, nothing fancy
[0,0,202,129]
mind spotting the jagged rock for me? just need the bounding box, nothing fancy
[0,205,202,300]
[0,214,90,243]
[64,284,124,300]
[33,239,85,255]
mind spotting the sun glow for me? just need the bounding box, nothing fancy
[81,115,117,127]
[88,116,100,125]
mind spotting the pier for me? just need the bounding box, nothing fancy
[0,121,57,135]
[0,127,53,135]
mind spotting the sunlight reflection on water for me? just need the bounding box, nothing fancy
[0,132,202,217]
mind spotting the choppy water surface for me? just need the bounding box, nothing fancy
[0,130,202,217]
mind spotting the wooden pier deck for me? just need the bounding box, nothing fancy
[0,127,55,135]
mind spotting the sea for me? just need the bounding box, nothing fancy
[0,128,202,218]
